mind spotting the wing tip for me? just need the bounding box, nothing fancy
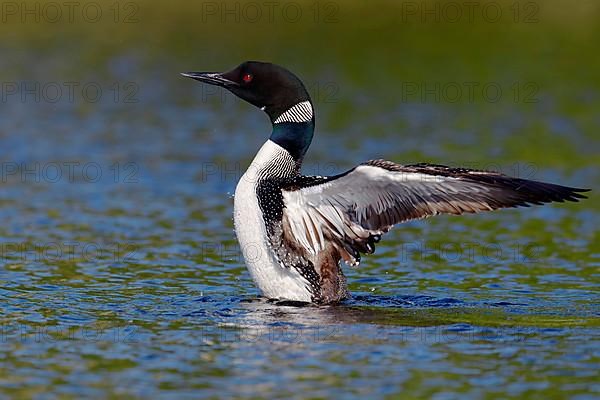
[558,186,590,202]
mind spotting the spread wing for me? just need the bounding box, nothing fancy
[281,160,588,266]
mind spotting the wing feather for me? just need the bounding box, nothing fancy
[281,161,589,266]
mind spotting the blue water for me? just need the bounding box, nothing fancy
[0,52,598,398]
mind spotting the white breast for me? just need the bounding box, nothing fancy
[233,140,312,302]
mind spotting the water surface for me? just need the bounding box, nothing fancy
[0,1,598,398]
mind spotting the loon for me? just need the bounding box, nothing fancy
[182,61,589,305]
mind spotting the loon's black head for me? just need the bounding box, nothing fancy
[182,61,315,160]
[181,61,312,124]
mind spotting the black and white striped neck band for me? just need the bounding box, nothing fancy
[274,101,313,124]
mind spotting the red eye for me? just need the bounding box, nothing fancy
[242,73,253,83]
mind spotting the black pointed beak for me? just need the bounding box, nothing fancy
[180,72,239,88]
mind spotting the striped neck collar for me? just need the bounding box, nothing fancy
[273,101,313,124]
[269,101,314,161]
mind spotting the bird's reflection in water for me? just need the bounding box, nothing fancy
[224,295,484,347]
